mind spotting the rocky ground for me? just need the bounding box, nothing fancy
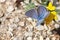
[0,0,60,40]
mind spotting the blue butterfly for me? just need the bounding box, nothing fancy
[25,6,50,26]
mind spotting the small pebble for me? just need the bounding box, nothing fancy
[0,12,4,17]
[26,18,32,22]
[0,0,5,3]
[36,25,44,30]
[9,18,14,23]
[46,37,50,40]
[14,17,19,23]
[39,35,43,40]
[33,37,37,40]
[13,37,18,40]
[8,26,13,32]
[51,37,56,40]
[18,21,24,26]
[24,32,29,37]
[54,24,59,28]
[7,5,14,13]
[47,30,52,35]
[27,37,32,40]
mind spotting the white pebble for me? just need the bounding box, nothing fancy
[12,24,17,28]
[0,0,5,3]
[13,37,18,40]
[24,0,29,4]
[24,32,29,37]
[27,25,33,32]
[7,31,13,36]
[19,22,24,26]
[47,30,52,35]
[14,17,19,23]
[46,37,50,40]
[51,37,56,40]
[39,36,43,40]
[44,24,49,30]
[9,26,13,32]
[27,37,32,40]
[33,37,37,40]
[54,24,59,28]
[26,18,32,22]
[32,22,36,26]
[28,32,33,36]
[42,31,47,38]
[0,12,3,17]
[9,18,14,23]
[7,5,14,13]
[36,25,44,30]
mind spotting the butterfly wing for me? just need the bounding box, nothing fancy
[37,6,49,20]
[36,6,50,26]
[25,9,38,19]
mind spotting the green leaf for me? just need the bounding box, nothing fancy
[25,3,35,11]
[56,9,60,15]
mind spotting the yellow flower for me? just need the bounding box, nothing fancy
[51,11,58,20]
[45,11,58,25]
[45,2,58,25]
[46,2,56,11]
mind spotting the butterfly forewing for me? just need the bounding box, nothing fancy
[25,9,38,19]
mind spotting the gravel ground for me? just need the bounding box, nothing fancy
[0,0,60,40]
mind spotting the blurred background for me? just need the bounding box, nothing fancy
[0,0,60,40]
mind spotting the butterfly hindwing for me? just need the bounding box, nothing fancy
[36,6,49,26]
[25,9,38,19]
[37,6,49,20]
